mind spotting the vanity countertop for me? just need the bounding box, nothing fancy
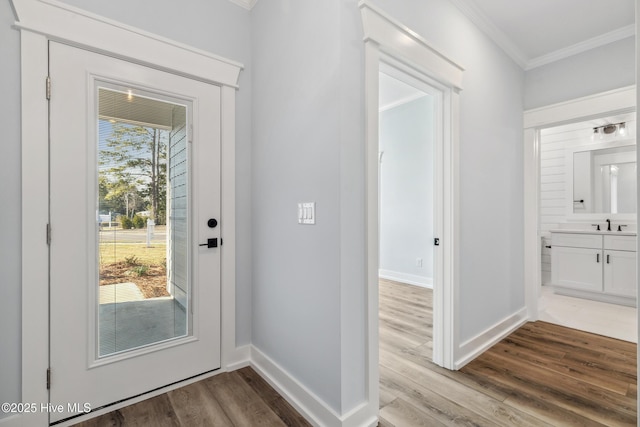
[550,229,637,237]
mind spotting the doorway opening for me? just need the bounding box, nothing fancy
[378,66,441,415]
[536,111,637,343]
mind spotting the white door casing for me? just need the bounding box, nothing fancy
[15,0,242,425]
[49,41,222,423]
[360,1,463,419]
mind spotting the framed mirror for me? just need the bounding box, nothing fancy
[566,139,636,220]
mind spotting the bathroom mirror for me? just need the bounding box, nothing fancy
[567,141,636,217]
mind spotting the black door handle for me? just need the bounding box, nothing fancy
[199,238,218,248]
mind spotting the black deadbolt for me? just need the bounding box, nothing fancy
[208,218,218,228]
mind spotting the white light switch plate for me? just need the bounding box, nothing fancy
[298,202,315,225]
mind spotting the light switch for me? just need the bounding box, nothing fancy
[298,202,315,225]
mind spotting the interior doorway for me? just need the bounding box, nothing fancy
[536,112,637,343]
[376,59,448,372]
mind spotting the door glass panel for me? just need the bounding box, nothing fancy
[97,86,189,357]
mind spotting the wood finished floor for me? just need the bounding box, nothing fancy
[71,367,311,427]
[379,278,637,427]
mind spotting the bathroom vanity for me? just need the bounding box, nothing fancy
[550,230,637,306]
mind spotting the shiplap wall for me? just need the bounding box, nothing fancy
[169,107,188,307]
[539,116,637,284]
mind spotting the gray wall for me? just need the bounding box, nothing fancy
[250,0,344,412]
[379,97,435,283]
[0,0,22,413]
[0,0,252,415]
[250,0,368,413]
[371,0,526,345]
[525,36,636,110]
[251,0,525,415]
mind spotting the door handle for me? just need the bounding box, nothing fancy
[606,254,610,264]
[199,238,218,248]
[596,253,600,263]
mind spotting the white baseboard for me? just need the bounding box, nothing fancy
[379,270,432,288]
[0,414,21,427]
[455,307,528,369]
[225,344,251,371]
[251,346,340,426]
[250,346,378,427]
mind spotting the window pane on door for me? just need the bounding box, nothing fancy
[97,86,189,357]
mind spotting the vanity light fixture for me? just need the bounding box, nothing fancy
[618,122,627,136]
[591,122,627,140]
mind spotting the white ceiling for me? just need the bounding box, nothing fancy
[450,0,635,69]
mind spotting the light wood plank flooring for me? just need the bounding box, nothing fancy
[379,278,637,427]
[72,367,311,426]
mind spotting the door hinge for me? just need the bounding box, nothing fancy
[46,76,51,100]
[46,223,51,245]
[46,368,51,390]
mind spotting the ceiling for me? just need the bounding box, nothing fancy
[450,0,635,69]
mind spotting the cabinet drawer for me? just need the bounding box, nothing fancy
[604,235,637,252]
[551,233,602,249]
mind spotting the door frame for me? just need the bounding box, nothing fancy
[522,85,636,323]
[360,1,463,416]
[14,0,242,424]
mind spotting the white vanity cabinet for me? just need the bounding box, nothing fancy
[551,231,637,306]
[603,236,637,297]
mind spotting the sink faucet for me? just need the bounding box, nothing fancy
[606,219,611,231]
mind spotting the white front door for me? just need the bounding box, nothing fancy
[49,41,221,424]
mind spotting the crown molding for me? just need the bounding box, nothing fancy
[448,0,528,69]
[449,0,635,71]
[525,24,636,70]
[228,0,258,11]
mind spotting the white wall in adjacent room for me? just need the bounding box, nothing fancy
[379,96,435,287]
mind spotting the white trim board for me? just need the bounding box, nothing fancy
[455,308,528,369]
[12,0,243,87]
[379,270,433,289]
[526,25,635,70]
[13,1,243,425]
[251,347,377,427]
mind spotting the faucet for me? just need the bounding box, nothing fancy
[606,219,611,231]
